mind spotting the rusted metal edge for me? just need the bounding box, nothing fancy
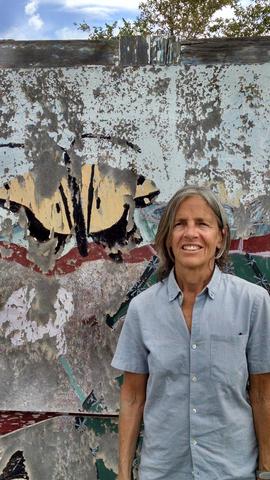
[0,36,269,68]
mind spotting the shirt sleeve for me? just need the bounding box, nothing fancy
[247,288,270,374]
[111,298,149,374]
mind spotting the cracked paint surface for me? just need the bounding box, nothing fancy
[0,40,269,480]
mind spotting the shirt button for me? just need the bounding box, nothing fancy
[191,439,197,446]
[192,344,197,349]
[192,408,197,413]
[192,375,197,382]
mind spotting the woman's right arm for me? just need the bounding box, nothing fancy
[118,371,148,480]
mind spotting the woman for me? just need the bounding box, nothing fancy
[112,185,270,480]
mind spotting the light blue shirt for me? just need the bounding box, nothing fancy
[112,267,270,480]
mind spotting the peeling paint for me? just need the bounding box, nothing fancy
[0,38,269,480]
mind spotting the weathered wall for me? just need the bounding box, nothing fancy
[0,36,269,479]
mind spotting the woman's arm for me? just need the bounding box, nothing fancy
[118,371,148,480]
[249,373,270,475]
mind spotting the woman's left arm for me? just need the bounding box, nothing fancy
[249,373,270,475]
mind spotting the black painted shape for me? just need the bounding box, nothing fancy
[58,183,73,230]
[0,199,67,254]
[81,133,141,153]
[108,251,123,263]
[91,204,129,248]
[0,450,29,480]
[82,390,98,411]
[63,151,88,257]
[127,255,159,300]
[74,416,87,432]
[137,175,145,185]
[56,202,61,213]
[106,255,159,328]
[245,253,270,294]
[87,165,95,235]
[0,143,24,149]
[96,197,101,210]
[134,190,160,208]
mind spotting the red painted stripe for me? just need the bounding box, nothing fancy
[0,411,59,435]
[0,242,156,275]
[0,234,269,275]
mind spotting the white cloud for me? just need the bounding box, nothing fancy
[24,0,44,32]
[65,0,140,9]
[72,6,117,17]
[25,0,39,16]
[39,0,140,12]
[28,13,44,30]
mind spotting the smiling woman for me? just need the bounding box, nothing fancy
[169,196,224,284]
[156,185,231,281]
[112,184,270,480]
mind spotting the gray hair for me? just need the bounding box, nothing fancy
[155,185,231,280]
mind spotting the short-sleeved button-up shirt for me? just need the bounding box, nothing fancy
[111,267,270,480]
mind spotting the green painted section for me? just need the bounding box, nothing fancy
[230,254,270,286]
[84,417,118,436]
[96,459,117,480]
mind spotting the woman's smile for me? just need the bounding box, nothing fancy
[181,244,202,251]
[170,195,223,274]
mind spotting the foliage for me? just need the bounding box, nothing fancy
[138,0,235,37]
[75,0,270,39]
[209,0,270,37]
[74,18,151,40]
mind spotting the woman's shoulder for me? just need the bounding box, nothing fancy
[221,271,268,300]
[130,278,168,308]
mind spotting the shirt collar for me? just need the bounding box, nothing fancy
[167,265,222,302]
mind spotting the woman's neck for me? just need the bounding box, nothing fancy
[174,264,215,296]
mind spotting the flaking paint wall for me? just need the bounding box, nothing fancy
[0,37,269,479]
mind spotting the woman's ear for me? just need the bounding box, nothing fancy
[217,226,226,249]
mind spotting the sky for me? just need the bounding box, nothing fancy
[0,0,141,40]
[0,0,240,41]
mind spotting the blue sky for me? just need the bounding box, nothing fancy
[0,0,241,41]
[0,0,141,40]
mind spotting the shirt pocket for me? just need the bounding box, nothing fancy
[210,334,248,385]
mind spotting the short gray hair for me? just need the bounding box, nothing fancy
[155,185,231,280]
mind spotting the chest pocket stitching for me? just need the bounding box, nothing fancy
[210,334,248,384]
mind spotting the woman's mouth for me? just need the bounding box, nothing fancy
[181,244,202,251]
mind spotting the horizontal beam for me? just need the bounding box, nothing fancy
[0,36,269,68]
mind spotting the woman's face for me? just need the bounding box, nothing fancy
[169,195,223,275]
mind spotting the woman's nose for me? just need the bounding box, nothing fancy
[183,223,198,238]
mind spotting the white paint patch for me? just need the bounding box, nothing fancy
[0,286,74,355]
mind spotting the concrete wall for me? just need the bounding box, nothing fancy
[0,36,269,479]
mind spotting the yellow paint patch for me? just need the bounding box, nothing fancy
[0,165,157,234]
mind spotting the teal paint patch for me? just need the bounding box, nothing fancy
[59,355,86,404]
[59,357,107,412]
[84,417,118,436]
[96,459,117,480]
[115,375,123,387]
[230,253,270,291]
